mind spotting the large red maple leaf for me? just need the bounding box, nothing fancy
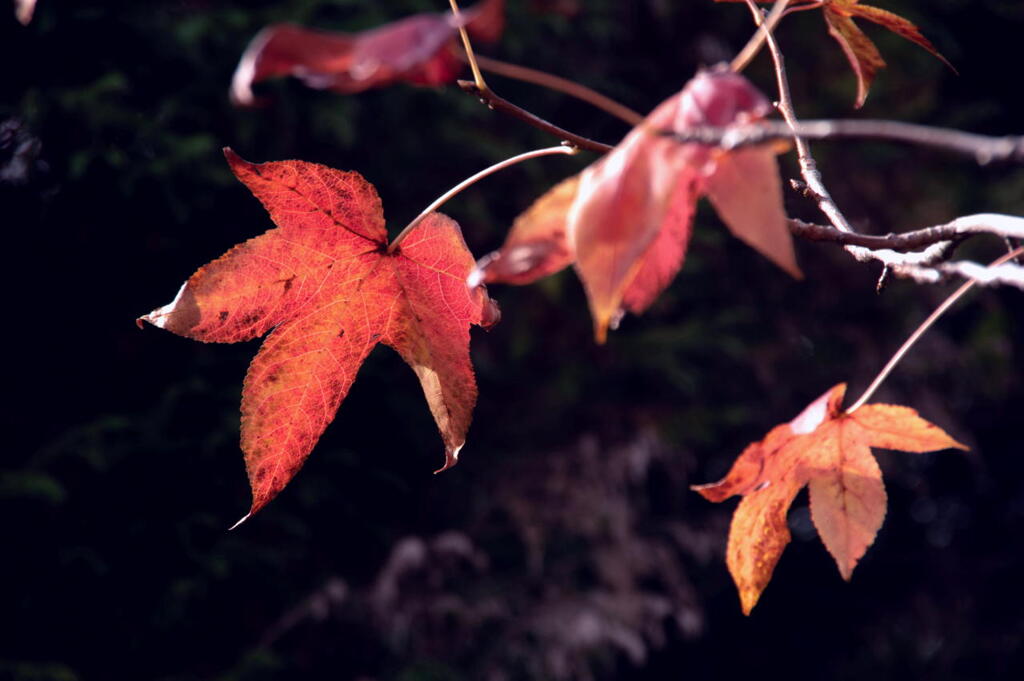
[139,149,497,522]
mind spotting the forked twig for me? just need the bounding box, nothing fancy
[741,0,856,234]
[448,0,615,153]
[466,53,644,126]
[740,0,1024,290]
[458,81,614,153]
[731,0,791,72]
[790,215,1024,252]
[448,0,487,90]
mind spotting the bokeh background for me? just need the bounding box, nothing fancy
[3,1,1024,679]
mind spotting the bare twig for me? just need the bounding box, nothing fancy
[847,246,1024,413]
[449,0,487,90]
[791,215,1024,287]
[458,80,614,153]
[659,119,1024,165]
[731,0,792,73]
[789,214,1024,251]
[448,0,615,153]
[466,53,644,126]
[739,1,1024,290]
[742,0,857,235]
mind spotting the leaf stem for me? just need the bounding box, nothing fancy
[846,246,1024,413]
[388,144,579,253]
[468,53,644,126]
[731,0,792,73]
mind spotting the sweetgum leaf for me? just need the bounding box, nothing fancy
[14,0,35,25]
[231,0,504,105]
[823,3,889,109]
[693,383,967,614]
[702,147,799,277]
[477,67,797,342]
[472,175,579,286]
[139,149,496,522]
[717,0,952,108]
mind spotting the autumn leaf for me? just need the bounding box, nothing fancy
[718,0,952,108]
[138,149,498,522]
[692,383,967,614]
[475,67,799,342]
[14,0,36,25]
[470,175,579,286]
[231,0,504,105]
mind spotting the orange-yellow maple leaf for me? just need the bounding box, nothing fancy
[139,149,497,522]
[692,383,966,614]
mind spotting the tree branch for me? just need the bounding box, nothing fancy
[447,0,614,153]
[789,214,1024,251]
[743,0,1024,292]
[468,53,643,126]
[660,119,1024,165]
[731,0,791,73]
[458,80,614,153]
[742,0,857,236]
[790,215,1024,289]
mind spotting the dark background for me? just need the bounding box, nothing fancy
[3,1,1024,679]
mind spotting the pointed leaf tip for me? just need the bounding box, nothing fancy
[433,445,463,474]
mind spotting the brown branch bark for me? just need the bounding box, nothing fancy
[789,215,1024,287]
[742,0,1024,291]
[468,53,644,126]
[458,80,614,154]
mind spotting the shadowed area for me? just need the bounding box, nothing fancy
[3,1,1023,680]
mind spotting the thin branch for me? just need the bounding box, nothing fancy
[458,80,614,153]
[660,119,1024,165]
[448,0,616,153]
[468,53,644,126]
[789,214,1024,252]
[449,0,487,90]
[791,215,1024,287]
[731,0,792,73]
[743,0,858,235]
[847,246,1024,413]
[388,145,579,253]
[743,1,1024,291]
